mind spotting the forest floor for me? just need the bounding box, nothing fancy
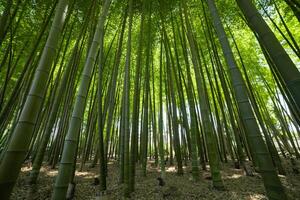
[11,158,300,200]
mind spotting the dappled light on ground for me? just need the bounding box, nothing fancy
[225,174,243,179]
[10,159,300,199]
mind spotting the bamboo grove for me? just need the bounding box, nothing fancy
[0,0,299,199]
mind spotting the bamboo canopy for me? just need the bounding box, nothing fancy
[0,0,299,199]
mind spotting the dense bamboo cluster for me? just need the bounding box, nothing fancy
[0,0,299,199]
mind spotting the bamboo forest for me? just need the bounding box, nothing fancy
[0,0,300,199]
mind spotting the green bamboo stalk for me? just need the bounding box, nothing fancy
[236,0,300,118]
[51,1,111,198]
[206,0,287,198]
[0,0,69,198]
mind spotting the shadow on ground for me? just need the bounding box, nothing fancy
[11,160,300,200]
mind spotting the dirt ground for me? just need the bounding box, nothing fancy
[11,159,300,200]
